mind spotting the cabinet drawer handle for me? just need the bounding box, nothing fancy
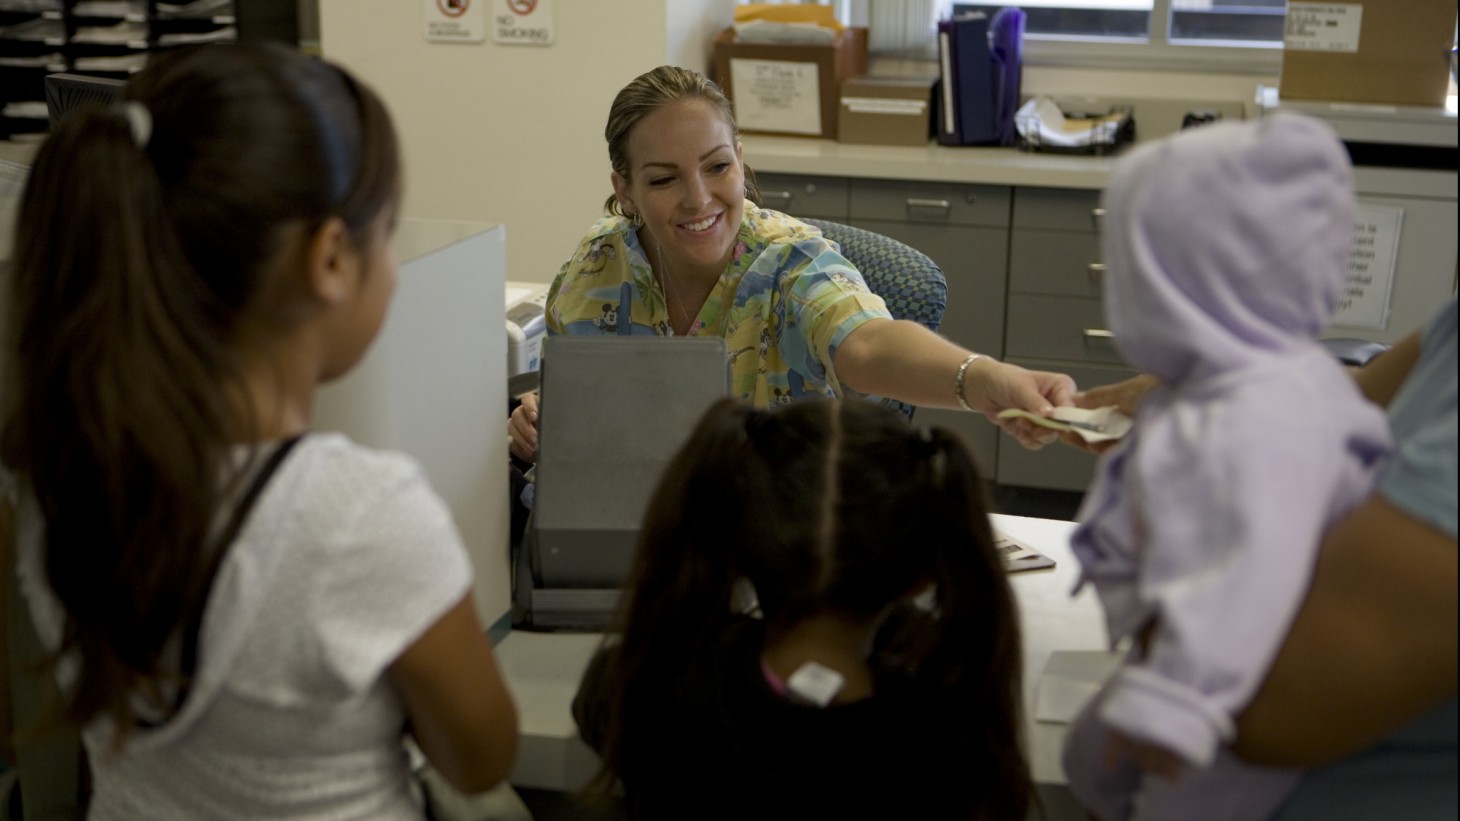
[762,190,793,207]
[1086,263,1106,279]
[1090,207,1106,231]
[906,198,952,212]
[1083,328,1115,341]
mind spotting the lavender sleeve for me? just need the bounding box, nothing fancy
[1098,388,1386,767]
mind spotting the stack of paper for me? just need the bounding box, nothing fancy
[1014,97,1131,150]
[732,20,837,45]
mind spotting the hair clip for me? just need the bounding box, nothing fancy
[785,661,845,708]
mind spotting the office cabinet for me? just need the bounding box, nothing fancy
[849,178,1012,477]
[755,171,848,220]
[1001,185,1138,491]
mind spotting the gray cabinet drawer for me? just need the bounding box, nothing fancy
[1012,187,1104,231]
[995,361,1140,492]
[1004,294,1129,366]
[754,173,849,220]
[850,179,1010,227]
[1009,229,1104,298]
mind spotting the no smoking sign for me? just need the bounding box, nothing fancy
[494,0,554,45]
[424,0,484,42]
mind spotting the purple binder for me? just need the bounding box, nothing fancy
[936,13,996,146]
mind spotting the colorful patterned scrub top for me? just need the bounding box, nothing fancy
[546,202,892,407]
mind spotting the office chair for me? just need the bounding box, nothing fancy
[802,217,949,419]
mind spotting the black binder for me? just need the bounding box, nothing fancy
[936,13,997,146]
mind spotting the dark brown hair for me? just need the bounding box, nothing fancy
[589,398,1031,818]
[0,41,400,737]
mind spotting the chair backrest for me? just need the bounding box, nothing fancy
[802,218,948,418]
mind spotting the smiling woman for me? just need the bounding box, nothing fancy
[505,65,1081,464]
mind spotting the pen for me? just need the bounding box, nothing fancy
[1057,418,1105,433]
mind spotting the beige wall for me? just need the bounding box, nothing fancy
[318,2,1297,286]
[320,0,736,285]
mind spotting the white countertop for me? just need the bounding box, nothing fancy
[742,134,1118,190]
[496,512,1112,793]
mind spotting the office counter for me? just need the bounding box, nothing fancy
[497,513,1112,801]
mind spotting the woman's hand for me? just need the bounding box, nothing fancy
[508,391,539,463]
[969,359,1078,449]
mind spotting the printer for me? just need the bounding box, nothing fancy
[505,280,549,378]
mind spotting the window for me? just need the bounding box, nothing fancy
[955,1,1285,44]
[1170,1,1286,44]
[952,0,1291,71]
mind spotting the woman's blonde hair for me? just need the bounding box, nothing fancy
[601,65,758,216]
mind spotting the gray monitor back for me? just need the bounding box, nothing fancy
[532,335,729,589]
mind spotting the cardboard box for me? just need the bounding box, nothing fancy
[712,26,868,140]
[837,75,936,146]
[1279,0,1456,107]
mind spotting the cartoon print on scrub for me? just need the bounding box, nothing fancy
[591,303,619,334]
[551,203,890,400]
[579,237,618,275]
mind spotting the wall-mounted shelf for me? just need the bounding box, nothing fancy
[0,0,303,142]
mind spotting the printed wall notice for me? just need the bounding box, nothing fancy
[1333,203,1402,330]
[493,0,553,46]
[1284,3,1362,53]
[424,0,484,43]
[729,59,821,136]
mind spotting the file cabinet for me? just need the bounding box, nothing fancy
[1001,186,1139,491]
[754,171,849,220]
[848,178,1011,476]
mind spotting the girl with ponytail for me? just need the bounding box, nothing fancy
[1,42,516,818]
[573,397,1032,819]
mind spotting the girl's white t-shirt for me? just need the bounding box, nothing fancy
[13,433,472,820]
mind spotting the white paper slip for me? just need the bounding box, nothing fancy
[998,405,1133,444]
[1035,650,1124,725]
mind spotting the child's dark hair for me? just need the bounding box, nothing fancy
[591,397,1031,818]
[0,41,400,737]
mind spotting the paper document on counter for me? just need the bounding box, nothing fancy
[732,19,838,44]
[1014,97,1130,148]
[996,528,1056,573]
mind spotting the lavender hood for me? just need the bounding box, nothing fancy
[1102,112,1354,382]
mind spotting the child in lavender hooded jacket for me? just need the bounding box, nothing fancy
[1061,113,1392,820]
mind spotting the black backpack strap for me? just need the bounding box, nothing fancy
[178,435,305,688]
